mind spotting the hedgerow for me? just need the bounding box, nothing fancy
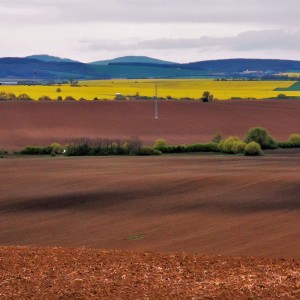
[156,143,219,154]
[21,146,53,155]
[17,128,300,157]
[65,137,143,156]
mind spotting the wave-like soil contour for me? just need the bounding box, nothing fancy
[1,153,299,257]
[1,100,300,149]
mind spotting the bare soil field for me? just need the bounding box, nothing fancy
[1,100,300,298]
[0,153,299,257]
[1,247,299,299]
[1,100,300,149]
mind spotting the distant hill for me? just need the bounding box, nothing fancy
[0,57,203,80]
[181,58,300,73]
[1,57,300,80]
[90,56,176,65]
[0,58,99,80]
[26,55,79,63]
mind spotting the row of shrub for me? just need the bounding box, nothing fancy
[18,129,300,157]
[154,142,219,154]
[217,137,263,156]
[217,129,300,156]
[154,138,262,156]
[153,129,300,157]
[0,91,111,102]
[20,138,162,157]
[0,92,32,101]
[20,143,64,155]
[64,138,145,156]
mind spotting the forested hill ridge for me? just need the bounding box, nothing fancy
[90,55,175,65]
[25,55,79,63]
[1,56,300,80]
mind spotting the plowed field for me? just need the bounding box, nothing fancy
[1,100,300,299]
[1,100,300,149]
[1,153,299,257]
[1,247,299,299]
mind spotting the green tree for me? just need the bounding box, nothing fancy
[244,127,277,149]
[18,94,32,101]
[201,91,213,102]
[0,92,8,100]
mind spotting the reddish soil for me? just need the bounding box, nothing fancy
[1,100,300,298]
[1,100,300,149]
[1,247,299,299]
[0,153,299,258]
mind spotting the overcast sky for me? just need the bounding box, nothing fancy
[1,0,300,63]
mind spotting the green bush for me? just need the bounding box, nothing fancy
[244,142,263,156]
[21,144,64,155]
[18,94,32,101]
[50,143,64,154]
[21,146,53,155]
[90,144,127,156]
[38,96,52,101]
[157,145,187,153]
[218,136,246,154]
[244,127,277,149]
[156,143,219,154]
[277,94,288,99]
[231,141,247,154]
[136,147,162,156]
[64,96,76,101]
[277,141,300,148]
[65,143,91,156]
[185,143,219,153]
[64,137,143,156]
[288,133,300,145]
[153,139,167,149]
[0,92,32,101]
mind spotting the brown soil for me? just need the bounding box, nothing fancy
[0,246,299,299]
[1,153,299,258]
[1,100,300,298]
[1,100,300,149]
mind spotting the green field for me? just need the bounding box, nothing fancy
[275,81,300,91]
[0,79,299,100]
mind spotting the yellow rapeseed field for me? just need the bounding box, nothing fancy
[0,79,298,100]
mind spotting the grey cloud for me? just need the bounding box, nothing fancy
[82,30,300,52]
[1,0,300,25]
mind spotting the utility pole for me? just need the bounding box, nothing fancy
[154,83,158,119]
